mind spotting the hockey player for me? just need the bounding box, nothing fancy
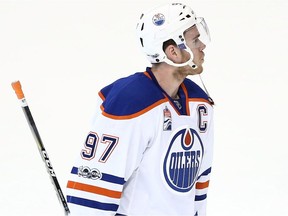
[66,2,214,215]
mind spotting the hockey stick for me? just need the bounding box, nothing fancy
[11,81,70,215]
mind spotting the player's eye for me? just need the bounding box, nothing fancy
[192,38,199,45]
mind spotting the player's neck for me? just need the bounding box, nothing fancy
[151,65,183,99]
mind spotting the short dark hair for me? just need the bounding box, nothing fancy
[151,39,177,67]
[162,39,177,52]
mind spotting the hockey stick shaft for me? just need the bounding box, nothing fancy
[11,81,70,215]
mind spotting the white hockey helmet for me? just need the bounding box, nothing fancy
[136,2,210,68]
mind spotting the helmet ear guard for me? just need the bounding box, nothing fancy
[136,3,210,68]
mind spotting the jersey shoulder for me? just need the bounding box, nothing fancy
[183,78,210,101]
[99,72,165,118]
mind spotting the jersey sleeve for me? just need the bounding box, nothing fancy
[194,105,214,216]
[65,96,153,215]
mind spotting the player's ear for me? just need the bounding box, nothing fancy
[165,45,181,63]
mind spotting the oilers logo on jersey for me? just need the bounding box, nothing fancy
[163,127,204,193]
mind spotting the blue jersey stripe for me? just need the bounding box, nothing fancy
[67,195,119,211]
[71,166,126,185]
[101,173,125,185]
[195,194,207,201]
[197,167,211,180]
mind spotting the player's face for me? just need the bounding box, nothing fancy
[181,26,206,75]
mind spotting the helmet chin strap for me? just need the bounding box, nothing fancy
[163,48,197,69]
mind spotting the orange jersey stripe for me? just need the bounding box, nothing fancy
[98,91,105,101]
[196,180,210,189]
[67,180,122,199]
[101,98,168,120]
[180,83,190,115]
[143,71,152,79]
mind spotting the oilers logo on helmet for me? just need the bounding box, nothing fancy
[152,13,165,26]
[163,127,204,192]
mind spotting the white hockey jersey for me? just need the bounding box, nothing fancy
[66,67,214,216]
